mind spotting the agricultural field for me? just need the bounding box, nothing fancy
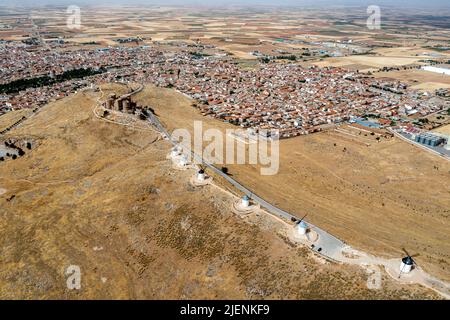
[374,69,450,89]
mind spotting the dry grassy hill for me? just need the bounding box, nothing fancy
[0,84,443,299]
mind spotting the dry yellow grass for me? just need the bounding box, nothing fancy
[373,47,450,59]
[0,85,443,299]
[434,124,450,135]
[134,85,450,283]
[411,82,450,91]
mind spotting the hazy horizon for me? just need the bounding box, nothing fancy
[1,0,450,9]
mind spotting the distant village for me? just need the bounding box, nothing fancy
[1,40,449,139]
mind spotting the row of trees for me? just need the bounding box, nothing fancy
[0,67,106,94]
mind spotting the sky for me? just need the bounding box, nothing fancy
[2,0,450,8]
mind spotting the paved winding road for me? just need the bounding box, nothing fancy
[146,110,346,261]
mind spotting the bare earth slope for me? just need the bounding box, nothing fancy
[0,85,442,299]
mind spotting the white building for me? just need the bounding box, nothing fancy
[421,66,450,76]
